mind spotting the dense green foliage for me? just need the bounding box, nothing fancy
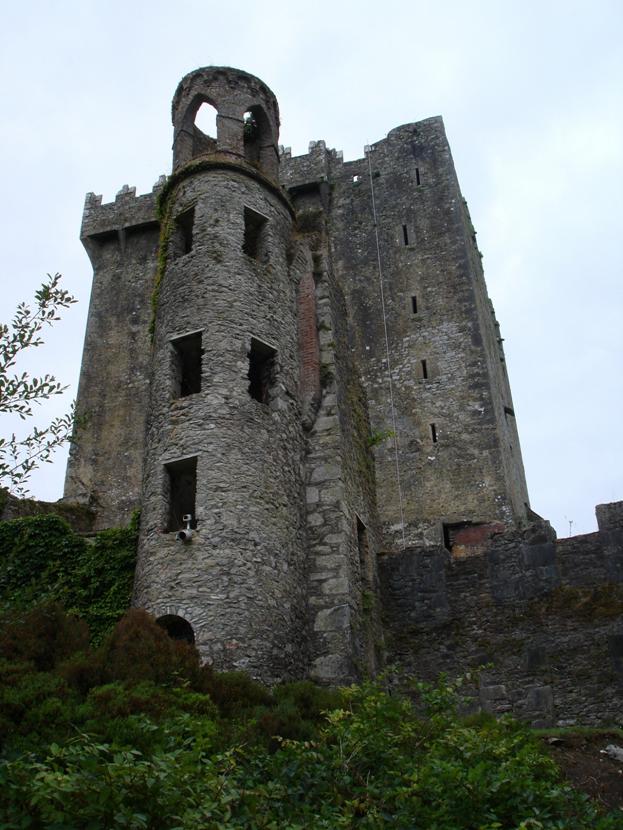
[0,514,137,642]
[0,607,620,829]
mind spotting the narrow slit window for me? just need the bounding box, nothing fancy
[421,359,428,379]
[243,206,268,260]
[415,167,421,186]
[430,423,438,443]
[357,516,372,587]
[411,295,418,314]
[504,405,515,417]
[171,332,202,398]
[165,456,197,532]
[176,207,195,256]
[402,224,409,246]
[248,337,276,404]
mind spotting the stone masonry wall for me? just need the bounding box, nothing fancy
[63,184,162,529]
[289,186,384,684]
[380,502,623,725]
[281,122,530,553]
[134,166,310,683]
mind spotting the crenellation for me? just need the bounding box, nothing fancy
[81,185,160,241]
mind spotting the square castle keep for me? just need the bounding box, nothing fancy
[62,67,623,722]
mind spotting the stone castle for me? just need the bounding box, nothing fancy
[62,67,623,721]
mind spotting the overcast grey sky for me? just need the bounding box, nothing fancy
[1,0,621,537]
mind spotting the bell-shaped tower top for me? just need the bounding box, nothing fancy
[171,66,281,181]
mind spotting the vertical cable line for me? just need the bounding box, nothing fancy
[366,147,407,551]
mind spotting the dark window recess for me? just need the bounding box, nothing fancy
[504,405,515,417]
[176,207,195,256]
[430,423,438,443]
[411,295,418,314]
[402,224,409,246]
[157,615,195,644]
[415,167,421,186]
[443,521,472,552]
[421,359,428,379]
[248,337,276,404]
[165,456,197,532]
[357,516,373,588]
[243,206,268,259]
[171,332,202,397]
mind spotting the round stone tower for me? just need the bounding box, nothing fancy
[133,67,308,681]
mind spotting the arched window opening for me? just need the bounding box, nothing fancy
[157,614,195,644]
[194,101,217,138]
[192,101,218,158]
[243,106,270,168]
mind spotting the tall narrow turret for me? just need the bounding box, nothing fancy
[133,68,310,681]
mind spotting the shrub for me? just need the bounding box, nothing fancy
[202,670,273,716]
[0,676,620,828]
[273,679,343,720]
[0,602,89,671]
[100,609,203,688]
[57,649,104,696]
[0,665,76,751]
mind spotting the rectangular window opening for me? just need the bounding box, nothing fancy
[171,331,202,398]
[248,337,276,404]
[176,207,195,256]
[402,224,409,246]
[165,456,197,532]
[421,359,428,379]
[443,521,473,553]
[430,422,438,443]
[415,167,421,186]
[243,206,268,260]
[411,295,418,314]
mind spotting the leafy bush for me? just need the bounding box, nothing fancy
[99,608,203,688]
[0,606,619,828]
[1,676,620,829]
[273,679,343,718]
[201,669,273,716]
[0,602,89,670]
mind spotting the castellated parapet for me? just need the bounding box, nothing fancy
[65,66,532,685]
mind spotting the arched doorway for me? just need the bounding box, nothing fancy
[156,614,195,644]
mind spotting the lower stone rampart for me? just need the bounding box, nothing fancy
[0,490,95,533]
[380,501,623,726]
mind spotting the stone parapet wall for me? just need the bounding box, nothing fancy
[380,503,623,725]
[0,490,94,533]
[63,183,160,529]
[81,181,163,238]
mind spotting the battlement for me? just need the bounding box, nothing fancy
[279,116,446,192]
[81,176,166,241]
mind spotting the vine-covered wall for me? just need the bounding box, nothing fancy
[0,513,137,643]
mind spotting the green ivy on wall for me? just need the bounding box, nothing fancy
[0,514,138,643]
